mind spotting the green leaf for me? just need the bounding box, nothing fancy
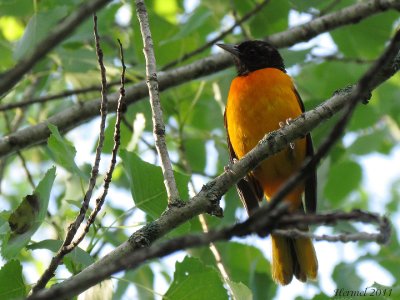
[289,0,328,12]
[227,280,252,300]
[324,160,362,205]
[120,150,189,219]
[332,262,362,291]
[0,1,34,17]
[348,104,381,131]
[331,11,398,59]
[27,239,94,267]
[114,266,155,300]
[164,256,228,300]
[296,61,369,102]
[47,124,86,180]
[101,116,132,154]
[2,167,56,259]
[163,7,212,43]
[0,260,26,299]
[183,137,206,172]
[280,48,311,68]
[14,7,68,60]
[190,242,276,300]
[348,127,395,156]
[132,264,154,299]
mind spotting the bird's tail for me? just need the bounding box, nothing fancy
[271,234,318,285]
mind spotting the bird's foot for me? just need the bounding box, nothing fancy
[279,118,295,149]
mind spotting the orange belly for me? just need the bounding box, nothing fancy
[226,68,306,206]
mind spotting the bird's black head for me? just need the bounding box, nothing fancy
[217,40,285,76]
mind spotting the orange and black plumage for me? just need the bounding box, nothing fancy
[219,40,318,285]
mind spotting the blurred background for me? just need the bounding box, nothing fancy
[0,0,399,299]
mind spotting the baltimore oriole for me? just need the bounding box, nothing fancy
[218,40,318,285]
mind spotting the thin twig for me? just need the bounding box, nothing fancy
[31,14,111,293]
[0,80,131,112]
[0,0,112,97]
[161,0,271,70]
[177,122,235,298]
[230,0,252,40]
[309,53,374,64]
[198,214,237,299]
[135,0,180,204]
[67,38,126,252]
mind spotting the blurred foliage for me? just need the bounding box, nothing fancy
[0,0,399,299]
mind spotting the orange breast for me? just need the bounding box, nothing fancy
[226,68,306,203]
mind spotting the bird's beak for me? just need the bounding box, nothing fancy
[217,43,239,57]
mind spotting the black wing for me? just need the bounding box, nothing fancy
[294,88,317,213]
[224,110,263,216]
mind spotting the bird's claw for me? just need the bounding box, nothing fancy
[279,118,295,149]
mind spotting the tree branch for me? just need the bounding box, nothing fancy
[26,29,400,300]
[1,0,398,158]
[27,207,390,300]
[31,15,113,292]
[266,28,400,212]
[0,0,112,97]
[161,0,271,70]
[0,79,129,112]
[135,0,180,204]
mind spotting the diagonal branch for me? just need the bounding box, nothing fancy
[135,0,180,204]
[1,0,399,159]
[26,29,400,300]
[161,0,271,70]
[265,28,400,213]
[27,208,390,300]
[0,0,112,97]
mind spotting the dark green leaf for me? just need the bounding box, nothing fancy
[182,137,206,172]
[120,150,189,219]
[164,256,228,300]
[113,265,155,300]
[324,160,362,204]
[163,7,212,43]
[27,239,94,267]
[348,104,381,131]
[331,12,398,59]
[249,0,290,38]
[280,48,311,68]
[0,260,26,299]
[2,167,56,258]
[190,242,276,300]
[14,7,68,60]
[332,262,362,291]
[348,127,395,156]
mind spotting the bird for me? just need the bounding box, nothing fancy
[218,40,318,285]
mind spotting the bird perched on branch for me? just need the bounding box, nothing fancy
[218,40,318,285]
